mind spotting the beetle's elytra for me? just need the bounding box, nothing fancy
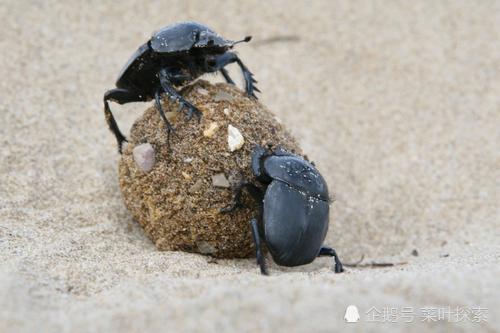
[222,145,344,275]
[103,21,257,153]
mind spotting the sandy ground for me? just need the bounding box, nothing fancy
[1,1,499,332]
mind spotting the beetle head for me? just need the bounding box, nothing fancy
[193,29,232,49]
[251,145,272,183]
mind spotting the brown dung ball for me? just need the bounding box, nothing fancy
[118,80,301,258]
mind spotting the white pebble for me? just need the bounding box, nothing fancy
[212,173,230,188]
[214,91,234,102]
[133,143,155,172]
[227,125,244,152]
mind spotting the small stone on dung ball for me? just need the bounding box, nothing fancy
[203,122,219,138]
[133,143,155,172]
[188,179,204,193]
[214,91,235,102]
[212,173,230,188]
[227,125,244,152]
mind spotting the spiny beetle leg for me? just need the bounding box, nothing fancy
[235,58,259,99]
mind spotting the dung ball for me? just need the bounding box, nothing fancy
[118,80,301,258]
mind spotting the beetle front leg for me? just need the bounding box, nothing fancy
[215,52,259,98]
[250,218,268,275]
[154,90,176,146]
[318,246,344,273]
[235,57,260,99]
[219,68,235,85]
[158,69,202,121]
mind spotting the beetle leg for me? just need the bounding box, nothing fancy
[318,247,344,273]
[250,218,268,275]
[158,69,202,121]
[103,88,148,154]
[154,90,176,147]
[251,145,273,183]
[219,68,235,85]
[214,52,259,98]
[220,182,264,213]
[235,57,260,99]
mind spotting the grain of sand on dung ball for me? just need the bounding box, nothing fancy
[118,80,302,258]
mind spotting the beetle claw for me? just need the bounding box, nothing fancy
[318,247,344,274]
[117,137,128,154]
[165,122,176,137]
[176,100,202,122]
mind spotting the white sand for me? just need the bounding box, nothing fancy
[0,1,498,332]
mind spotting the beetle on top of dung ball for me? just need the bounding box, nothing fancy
[103,21,344,275]
[103,21,257,153]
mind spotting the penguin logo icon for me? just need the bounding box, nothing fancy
[344,305,360,323]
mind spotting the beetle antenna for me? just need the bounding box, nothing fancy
[233,36,252,45]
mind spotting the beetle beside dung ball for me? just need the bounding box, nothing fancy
[222,145,344,275]
[104,22,344,275]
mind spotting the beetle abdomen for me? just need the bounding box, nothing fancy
[115,43,154,90]
[263,181,329,266]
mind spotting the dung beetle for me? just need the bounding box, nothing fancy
[222,145,344,275]
[103,21,258,153]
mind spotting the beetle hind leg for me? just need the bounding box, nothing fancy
[103,88,147,154]
[318,246,344,273]
[154,90,177,147]
[250,218,268,275]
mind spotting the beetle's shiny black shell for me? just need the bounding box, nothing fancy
[150,21,232,53]
[263,155,329,200]
[263,181,329,266]
[115,22,233,94]
[115,42,156,91]
[260,153,331,266]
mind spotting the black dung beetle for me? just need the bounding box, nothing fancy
[222,145,344,275]
[103,21,258,153]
